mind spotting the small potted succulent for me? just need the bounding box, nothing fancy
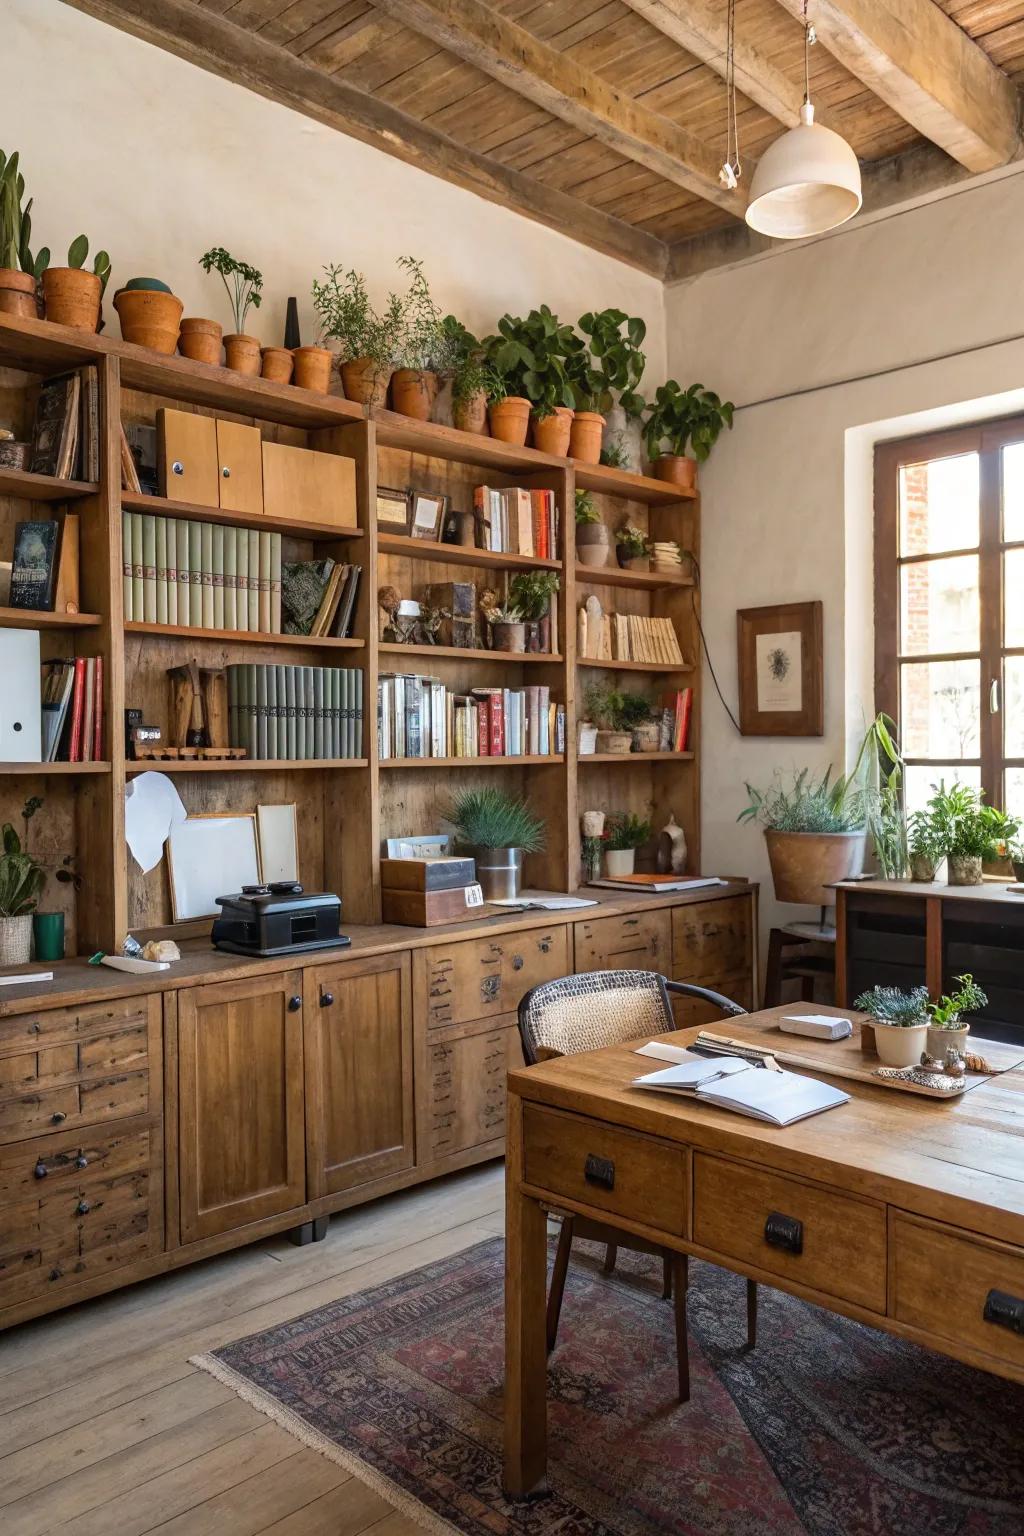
[575,488,610,568]
[576,308,647,469]
[853,984,931,1069]
[447,786,545,900]
[616,522,650,571]
[0,812,45,967]
[0,150,46,319]
[584,683,632,754]
[643,380,733,491]
[619,692,659,752]
[604,812,652,877]
[926,974,987,1061]
[42,235,111,333]
[907,808,943,883]
[508,570,560,653]
[200,248,263,374]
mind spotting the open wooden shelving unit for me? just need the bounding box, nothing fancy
[0,310,701,952]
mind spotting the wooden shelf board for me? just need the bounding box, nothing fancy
[126,758,368,774]
[380,754,563,768]
[0,761,111,775]
[118,348,364,430]
[125,622,364,650]
[378,533,561,572]
[379,643,563,664]
[580,751,694,764]
[0,311,107,373]
[373,410,563,473]
[0,606,102,629]
[573,461,697,504]
[577,657,694,672]
[120,492,365,544]
[575,563,693,590]
[0,467,99,503]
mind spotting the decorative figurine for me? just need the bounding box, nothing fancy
[657,811,687,874]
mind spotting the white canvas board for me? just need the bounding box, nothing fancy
[257,803,299,884]
[168,813,259,921]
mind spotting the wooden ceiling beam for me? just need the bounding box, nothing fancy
[365,0,747,213]
[60,0,669,277]
[774,0,1020,173]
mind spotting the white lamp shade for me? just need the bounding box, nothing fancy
[745,104,862,239]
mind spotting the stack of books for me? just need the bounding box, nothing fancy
[473,487,558,558]
[122,512,283,632]
[41,657,103,761]
[660,687,693,751]
[24,367,100,482]
[577,604,684,665]
[378,675,564,759]
[227,664,363,760]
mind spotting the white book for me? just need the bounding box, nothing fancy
[634,1058,849,1127]
[633,1054,753,1092]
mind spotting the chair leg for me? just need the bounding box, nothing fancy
[746,1278,757,1351]
[603,1243,618,1274]
[546,1215,574,1355]
[672,1253,689,1403]
[661,1253,672,1300]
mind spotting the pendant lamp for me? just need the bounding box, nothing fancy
[745,3,862,239]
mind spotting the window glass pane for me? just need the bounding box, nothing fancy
[1005,548,1024,647]
[1005,767,1024,821]
[1002,442,1024,543]
[901,659,981,758]
[906,765,981,816]
[1005,657,1024,757]
[899,555,979,655]
[899,453,979,555]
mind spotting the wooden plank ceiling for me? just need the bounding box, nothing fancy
[65,0,1024,277]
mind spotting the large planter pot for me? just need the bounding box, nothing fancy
[576,523,611,567]
[223,333,262,375]
[292,346,332,393]
[340,357,391,408]
[453,389,488,435]
[42,267,101,332]
[927,1022,970,1061]
[652,454,698,492]
[471,846,524,901]
[632,721,661,753]
[488,396,531,446]
[114,288,183,354]
[0,269,38,319]
[532,406,574,457]
[260,347,294,384]
[947,853,983,886]
[602,405,643,473]
[569,410,605,464]
[764,828,866,906]
[491,620,526,654]
[605,848,636,878]
[391,368,439,421]
[870,1020,929,1069]
[0,913,32,966]
[178,317,222,366]
[596,729,632,754]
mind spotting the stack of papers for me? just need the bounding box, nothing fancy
[632,1046,849,1126]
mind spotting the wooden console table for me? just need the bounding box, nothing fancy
[503,1003,1024,1497]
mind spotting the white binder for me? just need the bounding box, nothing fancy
[0,628,41,762]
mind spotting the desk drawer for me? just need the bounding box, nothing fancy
[693,1153,887,1313]
[893,1214,1024,1371]
[523,1104,687,1237]
[673,897,752,979]
[424,927,568,1029]
[575,909,670,975]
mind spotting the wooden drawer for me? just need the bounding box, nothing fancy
[0,1010,156,1146]
[0,1121,162,1310]
[421,1015,524,1164]
[670,972,755,1028]
[693,1152,887,1313]
[0,995,154,1053]
[574,908,670,975]
[893,1214,1024,1371]
[672,897,752,980]
[422,926,569,1029]
[523,1104,688,1237]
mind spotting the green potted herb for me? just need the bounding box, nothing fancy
[604,812,652,877]
[907,808,944,883]
[575,487,610,568]
[0,150,45,320]
[584,682,632,754]
[390,257,444,420]
[312,259,408,408]
[198,247,262,373]
[0,808,45,966]
[487,601,526,654]
[42,235,110,334]
[616,521,650,571]
[643,381,733,491]
[575,309,647,468]
[447,786,545,900]
[508,570,560,652]
[437,315,488,434]
[927,974,987,1060]
[853,985,931,1068]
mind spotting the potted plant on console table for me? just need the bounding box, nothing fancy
[0,813,45,966]
[447,786,546,901]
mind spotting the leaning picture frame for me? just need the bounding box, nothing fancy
[385,834,452,859]
[167,812,260,921]
[376,485,410,531]
[409,491,447,542]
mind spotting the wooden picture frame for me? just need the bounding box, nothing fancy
[737,600,823,736]
[376,486,410,530]
[167,812,260,921]
[409,492,447,541]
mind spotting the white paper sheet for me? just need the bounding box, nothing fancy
[124,772,187,874]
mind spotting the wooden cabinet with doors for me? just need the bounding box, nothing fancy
[176,971,306,1243]
[304,951,415,1197]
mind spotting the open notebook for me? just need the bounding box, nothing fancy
[632,1044,849,1126]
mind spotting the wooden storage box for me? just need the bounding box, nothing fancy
[261,441,358,529]
[382,884,486,926]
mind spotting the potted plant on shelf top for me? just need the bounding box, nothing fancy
[616,521,650,571]
[604,812,653,878]
[199,247,263,374]
[447,785,545,900]
[508,569,560,652]
[853,984,931,1068]
[389,257,444,421]
[0,811,45,966]
[42,235,110,334]
[575,487,610,568]
[926,973,987,1061]
[312,257,418,410]
[437,314,489,435]
[482,307,576,454]
[113,277,184,358]
[643,380,733,491]
[577,308,647,469]
[0,150,46,319]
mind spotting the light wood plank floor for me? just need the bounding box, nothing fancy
[0,1164,506,1536]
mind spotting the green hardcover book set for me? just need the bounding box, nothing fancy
[227,664,364,760]
[122,511,283,634]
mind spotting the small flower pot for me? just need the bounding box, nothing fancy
[114,288,183,354]
[292,346,332,393]
[42,267,101,332]
[491,620,526,653]
[260,347,294,384]
[947,854,984,886]
[596,730,632,754]
[605,848,636,878]
[652,454,698,492]
[0,268,38,319]
[576,523,611,567]
[340,357,390,408]
[0,913,32,966]
[391,367,439,421]
[224,333,262,375]
[453,389,488,435]
[488,396,531,445]
[569,410,605,464]
[632,721,661,753]
[532,406,574,457]
[910,852,939,883]
[870,1020,929,1068]
[927,1022,970,1060]
[178,317,223,365]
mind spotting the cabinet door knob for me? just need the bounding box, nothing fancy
[76,1200,91,1216]
[75,1154,89,1169]
[288,995,302,1013]
[320,991,334,1007]
[512,954,524,970]
[221,465,231,478]
[171,459,184,476]
[34,1160,47,1180]
[51,1111,67,1124]
[49,1267,63,1283]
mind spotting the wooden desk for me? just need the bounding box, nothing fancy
[503,1003,1024,1497]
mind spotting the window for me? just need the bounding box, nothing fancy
[875,418,1024,817]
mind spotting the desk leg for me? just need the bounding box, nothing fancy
[503,1092,548,1498]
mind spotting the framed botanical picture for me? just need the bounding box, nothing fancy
[737,600,823,736]
[409,491,447,541]
[376,486,410,530]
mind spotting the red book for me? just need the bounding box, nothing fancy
[68,657,87,762]
[92,655,103,761]
[492,693,504,756]
[477,695,490,755]
[530,490,546,561]
[678,687,693,751]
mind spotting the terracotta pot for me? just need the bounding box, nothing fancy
[114,288,183,354]
[261,347,294,384]
[178,317,223,366]
[292,346,332,393]
[764,828,866,906]
[576,523,611,567]
[632,721,661,753]
[0,268,37,320]
[870,1020,929,1069]
[42,267,101,332]
[491,620,526,654]
[488,396,531,446]
[0,913,32,966]
[569,410,605,464]
[453,389,488,435]
[224,333,262,375]
[927,1022,970,1061]
[947,853,983,886]
[391,368,439,421]
[596,730,633,755]
[652,454,698,492]
[605,848,636,877]
[340,356,391,408]
[532,406,574,457]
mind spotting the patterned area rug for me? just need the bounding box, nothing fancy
[193,1236,1024,1536]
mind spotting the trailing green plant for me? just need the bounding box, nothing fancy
[615,522,649,559]
[605,812,652,851]
[739,767,865,834]
[199,247,261,334]
[0,801,45,918]
[65,235,110,296]
[436,314,487,407]
[574,309,646,416]
[574,487,600,524]
[924,782,1015,860]
[853,984,930,1028]
[600,442,629,469]
[0,149,47,279]
[583,682,627,731]
[481,307,577,417]
[643,380,733,463]
[507,569,560,621]
[446,786,546,852]
[928,974,987,1029]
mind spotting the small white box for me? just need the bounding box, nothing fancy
[0,628,41,761]
[780,1013,853,1042]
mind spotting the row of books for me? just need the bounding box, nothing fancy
[474,487,559,559]
[227,665,364,760]
[281,558,361,639]
[378,675,565,759]
[41,657,103,761]
[122,513,282,632]
[577,608,684,665]
[0,367,101,483]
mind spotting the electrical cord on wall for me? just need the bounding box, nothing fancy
[684,551,743,736]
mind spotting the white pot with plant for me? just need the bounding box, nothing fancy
[200,247,262,374]
[571,308,647,474]
[0,815,45,967]
[447,787,545,901]
[853,985,930,1068]
[926,974,987,1060]
[575,489,610,567]
[604,813,652,877]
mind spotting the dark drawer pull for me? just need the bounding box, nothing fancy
[320,990,334,1007]
[76,1200,91,1216]
[51,1111,67,1124]
[983,1288,1024,1335]
[584,1153,615,1191]
[34,1160,47,1180]
[287,995,302,1013]
[764,1211,803,1255]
